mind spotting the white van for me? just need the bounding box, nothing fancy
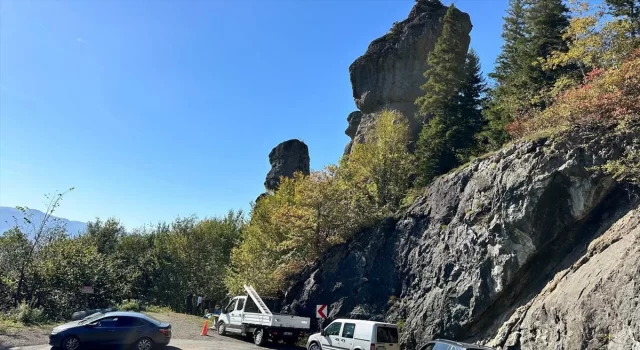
[306,319,399,350]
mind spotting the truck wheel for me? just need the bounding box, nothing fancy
[254,328,266,346]
[217,321,226,336]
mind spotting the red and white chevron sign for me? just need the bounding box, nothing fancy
[316,304,328,319]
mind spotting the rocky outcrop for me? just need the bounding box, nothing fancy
[344,1,472,153]
[264,139,310,191]
[282,120,640,349]
[483,208,640,349]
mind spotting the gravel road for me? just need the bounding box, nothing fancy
[0,311,304,350]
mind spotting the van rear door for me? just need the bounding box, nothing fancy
[373,325,399,350]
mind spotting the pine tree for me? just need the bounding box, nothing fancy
[482,0,529,148]
[415,5,468,185]
[605,0,640,37]
[524,0,572,95]
[492,0,528,82]
[455,49,487,157]
[482,0,572,150]
[415,4,468,120]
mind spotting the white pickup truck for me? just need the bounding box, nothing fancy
[216,285,311,346]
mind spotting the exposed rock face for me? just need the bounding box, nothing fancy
[344,1,472,153]
[264,139,310,191]
[282,120,640,349]
[484,208,640,349]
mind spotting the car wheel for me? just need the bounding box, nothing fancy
[217,321,226,336]
[135,337,154,350]
[61,336,80,350]
[308,341,321,350]
[254,328,266,346]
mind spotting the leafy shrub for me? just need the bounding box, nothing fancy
[118,299,142,312]
[596,150,640,184]
[507,50,640,138]
[7,303,48,325]
[145,305,173,314]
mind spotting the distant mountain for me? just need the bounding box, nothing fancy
[0,206,87,236]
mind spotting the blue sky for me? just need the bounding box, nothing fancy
[0,0,508,229]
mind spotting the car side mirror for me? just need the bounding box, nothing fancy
[321,330,326,336]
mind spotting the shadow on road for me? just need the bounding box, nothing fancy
[222,334,305,350]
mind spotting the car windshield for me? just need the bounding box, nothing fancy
[79,313,104,325]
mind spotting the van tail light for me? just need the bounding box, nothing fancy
[370,344,376,350]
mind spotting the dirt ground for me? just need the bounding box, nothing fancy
[0,312,305,350]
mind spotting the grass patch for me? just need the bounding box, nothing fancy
[145,305,173,314]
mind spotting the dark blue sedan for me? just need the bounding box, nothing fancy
[49,311,171,350]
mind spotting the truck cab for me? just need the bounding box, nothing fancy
[217,285,311,346]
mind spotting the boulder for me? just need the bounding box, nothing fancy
[264,139,310,191]
[344,1,472,154]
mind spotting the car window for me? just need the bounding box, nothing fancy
[236,299,245,311]
[433,343,457,350]
[341,323,355,339]
[97,317,118,327]
[116,317,145,327]
[421,345,436,350]
[324,322,342,336]
[141,314,162,326]
[376,326,399,343]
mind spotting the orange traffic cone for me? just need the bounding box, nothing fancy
[201,320,209,336]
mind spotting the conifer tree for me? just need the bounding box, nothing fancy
[605,0,640,37]
[415,5,468,185]
[482,0,529,148]
[415,4,468,120]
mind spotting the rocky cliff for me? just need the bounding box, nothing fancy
[282,120,640,350]
[344,1,472,154]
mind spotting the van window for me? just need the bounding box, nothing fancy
[341,323,356,339]
[324,322,342,336]
[236,299,245,311]
[376,326,399,343]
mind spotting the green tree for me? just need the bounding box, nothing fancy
[606,0,640,37]
[483,0,529,147]
[456,49,487,157]
[340,109,416,212]
[524,0,572,107]
[415,4,468,120]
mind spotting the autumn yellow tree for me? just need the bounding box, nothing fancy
[340,109,416,213]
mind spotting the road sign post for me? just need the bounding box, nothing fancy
[316,304,328,319]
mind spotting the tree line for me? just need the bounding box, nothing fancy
[0,192,244,321]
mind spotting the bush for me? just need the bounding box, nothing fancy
[6,303,48,325]
[145,305,173,314]
[118,299,142,312]
[507,50,640,139]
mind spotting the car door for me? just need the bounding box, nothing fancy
[90,316,119,345]
[320,321,343,350]
[219,298,237,327]
[113,316,145,345]
[230,297,245,327]
[338,322,356,350]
